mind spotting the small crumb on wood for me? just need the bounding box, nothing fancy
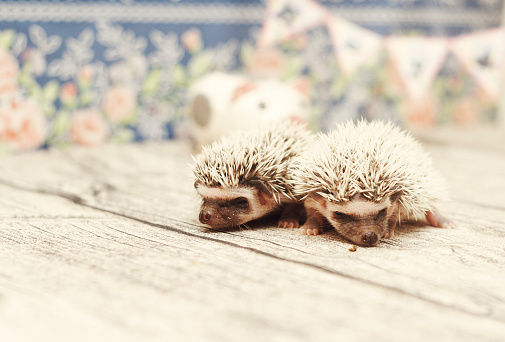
[349,245,357,252]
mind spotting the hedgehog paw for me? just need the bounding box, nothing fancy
[278,218,300,229]
[278,203,304,229]
[299,225,322,236]
[439,220,457,229]
[383,230,395,239]
[426,209,457,229]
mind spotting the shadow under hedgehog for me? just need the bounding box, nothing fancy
[192,122,312,229]
[289,119,456,247]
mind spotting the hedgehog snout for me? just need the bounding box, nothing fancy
[199,210,213,224]
[361,231,378,246]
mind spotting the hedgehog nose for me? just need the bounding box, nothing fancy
[361,231,378,246]
[199,211,212,224]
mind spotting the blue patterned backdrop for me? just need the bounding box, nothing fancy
[0,0,502,151]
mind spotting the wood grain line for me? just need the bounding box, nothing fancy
[0,176,502,323]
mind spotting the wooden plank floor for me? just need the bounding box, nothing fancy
[0,133,504,342]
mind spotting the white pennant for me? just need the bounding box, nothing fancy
[258,0,328,48]
[327,16,383,76]
[386,36,448,98]
[451,27,505,101]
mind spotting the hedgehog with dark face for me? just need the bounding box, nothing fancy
[192,122,311,229]
[290,120,455,247]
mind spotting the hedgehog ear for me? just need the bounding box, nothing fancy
[194,181,201,189]
[243,179,273,205]
[310,192,327,209]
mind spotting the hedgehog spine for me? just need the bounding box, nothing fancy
[290,119,453,246]
[291,119,448,219]
[193,122,312,228]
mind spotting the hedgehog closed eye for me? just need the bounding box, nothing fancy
[291,119,454,247]
[234,197,249,207]
[334,211,351,219]
[192,122,312,229]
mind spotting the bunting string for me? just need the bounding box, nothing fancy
[258,0,505,102]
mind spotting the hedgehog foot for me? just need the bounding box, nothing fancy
[299,225,323,235]
[384,216,398,239]
[299,209,324,235]
[278,218,299,228]
[426,209,457,229]
[278,202,304,228]
[383,230,395,239]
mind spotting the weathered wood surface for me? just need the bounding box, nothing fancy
[0,134,504,342]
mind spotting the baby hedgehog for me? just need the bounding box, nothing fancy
[290,119,455,247]
[193,122,311,229]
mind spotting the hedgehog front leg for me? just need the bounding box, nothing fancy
[299,207,325,236]
[385,212,399,238]
[384,199,400,239]
[426,208,457,229]
[278,202,305,228]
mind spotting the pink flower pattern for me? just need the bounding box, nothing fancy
[0,51,19,100]
[0,98,47,151]
[70,109,108,147]
[102,86,136,122]
[0,15,499,153]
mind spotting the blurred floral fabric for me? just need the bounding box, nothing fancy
[0,0,502,152]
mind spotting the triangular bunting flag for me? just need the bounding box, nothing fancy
[386,36,448,98]
[450,27,505,101]
[258,0,328,48]
[326,16,383,77]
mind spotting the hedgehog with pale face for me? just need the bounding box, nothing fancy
[193,122,311,229]
[290,120,455,247]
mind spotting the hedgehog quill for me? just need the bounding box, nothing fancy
[192,122,311,229]
[290,120,455,247]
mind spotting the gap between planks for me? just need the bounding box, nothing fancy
[0,172,503,324]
